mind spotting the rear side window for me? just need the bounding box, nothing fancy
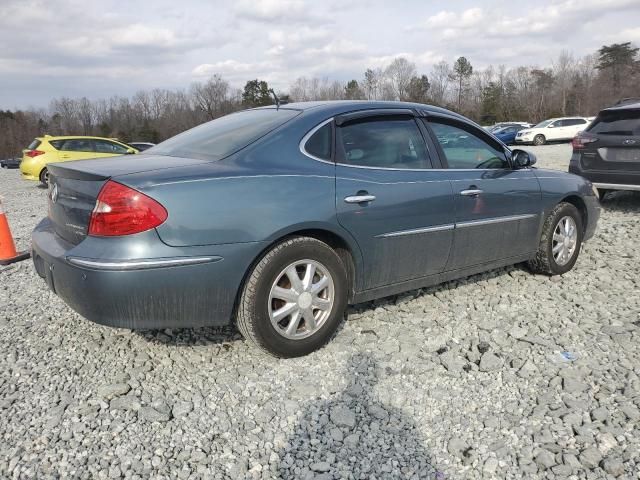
[303,122,332,161]
[337,117,431,169]
[150,109,301,161]
[49,140,63,150]
[564,119,586,126]
[589,111,640,136]
[28,139,41,150]
[60,139,94,152]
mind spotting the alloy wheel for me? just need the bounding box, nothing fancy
[268,259,335,340]
[552,216,578,266]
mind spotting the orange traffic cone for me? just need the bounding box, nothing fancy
[0,198,30,265]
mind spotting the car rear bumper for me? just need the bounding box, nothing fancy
[569,155,640,190]
[31,218,263,329]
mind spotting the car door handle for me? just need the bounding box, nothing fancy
[460,189,483,197]
[60,154,71,159]
[344,194,376,204]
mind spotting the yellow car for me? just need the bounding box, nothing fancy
[20,135,139,185]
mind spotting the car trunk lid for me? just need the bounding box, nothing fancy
[46,169,108,245]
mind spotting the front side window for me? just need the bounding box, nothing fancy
[534,120,553,128]
[150,108,300,161]
[94,140,128,154]
[303,122,332,161]
[337,117,431,169]
[429,121,509,169]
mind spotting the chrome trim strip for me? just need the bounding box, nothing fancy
[456,213,538,228]
[66,256,222,271]
[376,224,455,238]
[593,183,640,191]
[299,118,335,164]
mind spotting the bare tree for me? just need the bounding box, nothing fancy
[385,57,417,101]
[429,61,451,106]
[553,50,575,116]
[191,74,230,120]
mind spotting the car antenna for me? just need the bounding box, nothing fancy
[268,89,280,109]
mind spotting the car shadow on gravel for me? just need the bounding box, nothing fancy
[278,353,441,479]
[134,266,524,349]
[134,325,240,347]
[599,191,640,212]
[350,264,523,314]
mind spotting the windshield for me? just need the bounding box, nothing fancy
[149,108,301,160]
[534,120,553,128]
[588,110,640,136]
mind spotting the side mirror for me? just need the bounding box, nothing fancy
[512,149,537,168]
[126,148,136,154]
[547,124,555,128]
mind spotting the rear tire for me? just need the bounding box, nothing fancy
[39,168,49,186]
[533,135,546,146]
[528,202,583,275]
[236,236,348,357]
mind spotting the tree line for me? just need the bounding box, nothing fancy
[1,42,638,159]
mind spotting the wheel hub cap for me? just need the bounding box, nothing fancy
[268,259,335,340]
[297,292,312,309]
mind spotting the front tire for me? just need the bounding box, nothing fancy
[528,202,583,275]
[533,134,546,146]
[596,189,610,201]
[236,237,348,357]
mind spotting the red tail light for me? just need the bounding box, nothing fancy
[572,133,597,150]
[26,150,45,157]
[88,180,168,236]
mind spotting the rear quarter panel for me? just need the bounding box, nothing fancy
[120,110,351,249]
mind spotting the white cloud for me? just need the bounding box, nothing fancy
[1,0,640,108]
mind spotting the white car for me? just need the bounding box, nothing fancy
[515,117,591,146]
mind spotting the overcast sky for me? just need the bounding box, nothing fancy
[2,0,639,109]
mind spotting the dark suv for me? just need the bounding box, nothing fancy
[569,99,640,199]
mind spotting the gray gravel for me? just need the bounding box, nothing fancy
[1,143,639,479]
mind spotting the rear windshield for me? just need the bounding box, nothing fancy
[588,110,640,136]
[148,109,300,160]
[27,139,41,150]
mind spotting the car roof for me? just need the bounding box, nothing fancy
[256,100,473,123]
[37,135,128,142]
[601,100,640,112]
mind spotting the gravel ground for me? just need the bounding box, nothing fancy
[1,143,639,479]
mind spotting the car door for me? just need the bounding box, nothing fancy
[56,138,96,162]
[545,120,565,140]
[425,117,542,270]
[332,110,455,290]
